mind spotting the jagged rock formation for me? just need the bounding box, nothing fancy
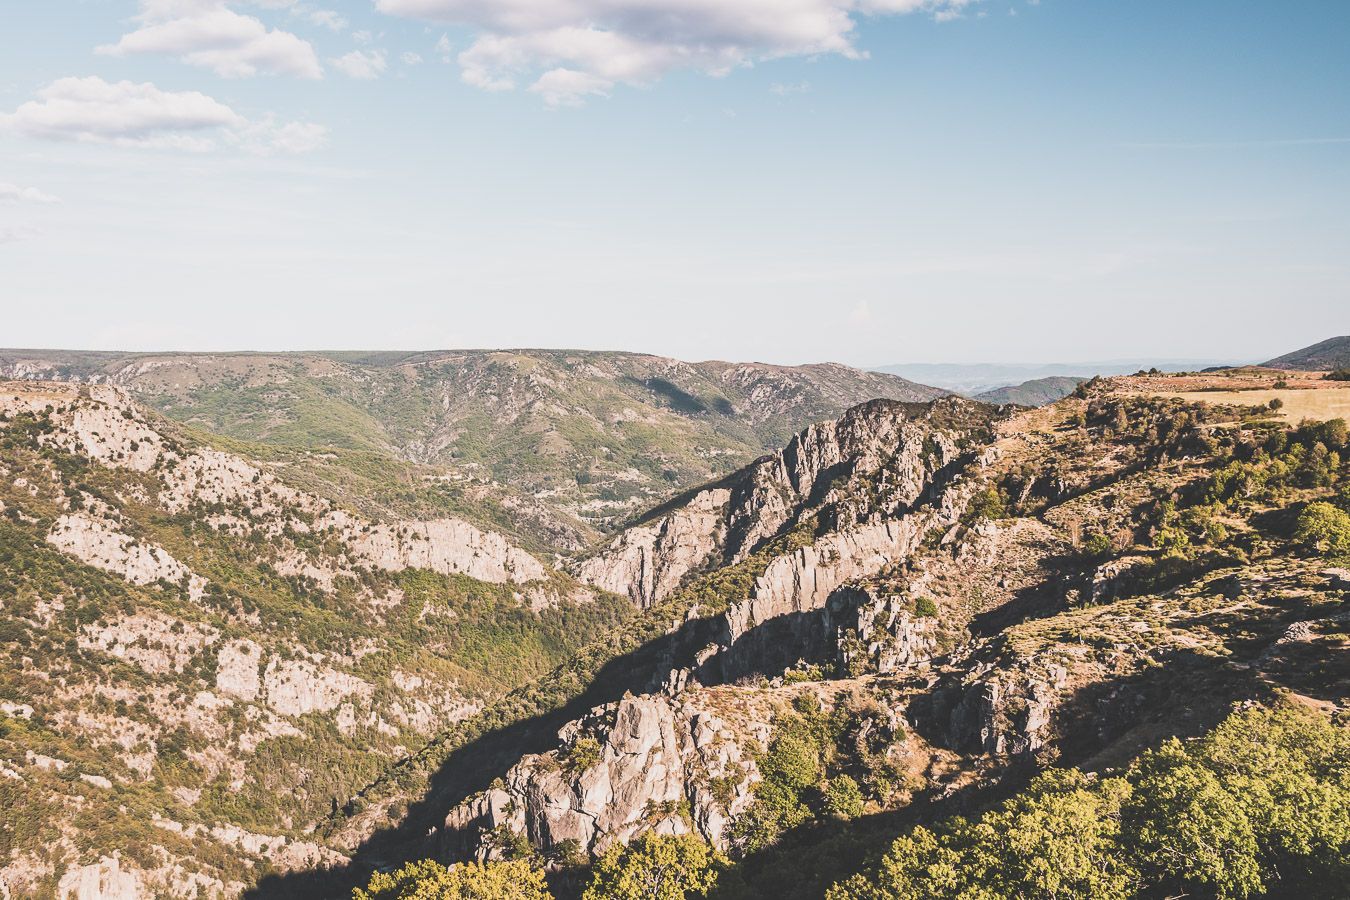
[445,691,762,857]
[573,488,731,608]
[434,399,997,861]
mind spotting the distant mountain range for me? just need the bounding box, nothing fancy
[872,359,1242,396]
[0,348,944,547]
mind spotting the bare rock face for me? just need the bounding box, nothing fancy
[341,515,547,585]
[215,639,264,702]
[927,652,1075,758]
[263,658,373,718]
[78,612,218,676]
[47,514,206,599]
[445,693,758,857]
[835,589,941,675]
[57,855,141,900]
[575,488,730,607]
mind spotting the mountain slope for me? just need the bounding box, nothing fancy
[0,381,635,897]
[262,371,1348,900]
[0,350,945,541]
[4,368,1348,900]
[974,375,1085,406]
[1264,335,1350,370]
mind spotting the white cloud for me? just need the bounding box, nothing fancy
[0,183,61,204]
[0,76,326,155]
[97,2,323,79]
[230,116,330,154]
[402,51,425,65]
[529,68,612,106]
[376,0,979,103]
[770,81,810,95]
[308,9,348,30]
[331,49,389,79]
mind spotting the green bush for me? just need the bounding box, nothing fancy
[1294,502,1350,558]
[826,705,1350,900]
[564,736,603,773]
[966,486,1009,522]
[1082,532,1113,559]
[583,833,725,900]
[823,776,865,821]
[913,597,939,618]
[353,858,553,900]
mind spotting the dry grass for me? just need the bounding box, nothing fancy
[1137,387,1350,423]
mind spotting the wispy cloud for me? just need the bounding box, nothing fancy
[377,0,982,105]
[0,182,61,204]
[0,76,326,155]
[97,2,323,79]
[331,49,389,79]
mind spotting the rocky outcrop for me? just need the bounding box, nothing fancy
[444,692,760,857]
[573,398,989,610]
[47,513,207,599]
[575,488,730,607]
[57,855,141,900]
[215,639,263,702]
[263,658,373,718]
[341,515,547,585]
[834,588,941,675]
[78,612,217,676]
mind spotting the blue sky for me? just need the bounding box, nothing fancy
[1,0,1347,365]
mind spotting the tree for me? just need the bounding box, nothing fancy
[1123,742,1263,898]
[353,858,553,900]
[582,833,725,900]
[1294,502,1350,558]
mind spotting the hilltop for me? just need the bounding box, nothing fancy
[974,375,1086,406]
[1264,335,1350,371]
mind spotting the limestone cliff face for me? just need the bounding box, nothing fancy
[444,692,762,858]
[441,400,997,862]
[573,488,730,608]
[2,382,552,592]
[575,398,989,610]
[47,513,208,600]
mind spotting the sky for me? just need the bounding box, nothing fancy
[1,0,1347,366]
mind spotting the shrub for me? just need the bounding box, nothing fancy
[1326,368,1350,382]
[823,775,865,821]
[1082,532,1113,559]
[1269,398,1284,411]
[913,597,939,618]
[564,737,603,773]
[967,486,1009,522]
